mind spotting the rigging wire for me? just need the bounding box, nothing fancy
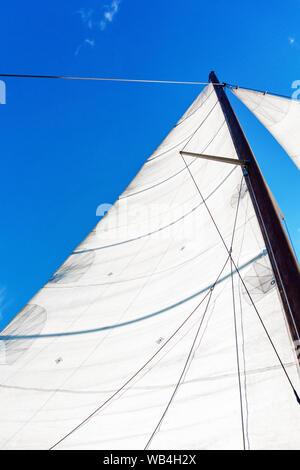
[229,177,247,450]
[236,185,251,449]
[179,152,300,404]
[1,73,298,102]
[230,257,246,450]
[144,289,213,450]
[1,73,297,100]
[49,256,231,450]
[246,177,300,344]
[0,73,219,85]
[144,174,245,450]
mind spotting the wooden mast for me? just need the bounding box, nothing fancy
[209,71,300,361]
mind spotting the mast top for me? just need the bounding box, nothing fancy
[209,71,216,82]
[209,71,226,87]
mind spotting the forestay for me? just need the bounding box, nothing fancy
[0,83,299,450]
[231,87,300,170]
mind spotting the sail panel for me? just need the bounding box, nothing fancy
[0,84,299,450]
[231,87,300,169]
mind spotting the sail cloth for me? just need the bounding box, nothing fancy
[0,84,299,450]
[231,87,300,170]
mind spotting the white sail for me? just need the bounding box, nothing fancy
[0,83,299,450]
[231,87,300,170]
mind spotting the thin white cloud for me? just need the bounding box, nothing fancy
[75,1,121,55]
[85,38,95,47]
[99,0,121,30]
[75,45,82,56]
[75,38,95,56]
[76,8,94,29]
[76,1,121,32]
[288,36,300,51]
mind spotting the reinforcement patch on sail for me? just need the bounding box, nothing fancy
[49,252,95,284]
[241,259,276,304]
[230,182,248,208]
[0,304,47,365]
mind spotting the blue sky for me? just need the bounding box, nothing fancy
[0,0,299,329]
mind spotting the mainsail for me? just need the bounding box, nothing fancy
[0,78,299,450]
[231,86,300,170]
